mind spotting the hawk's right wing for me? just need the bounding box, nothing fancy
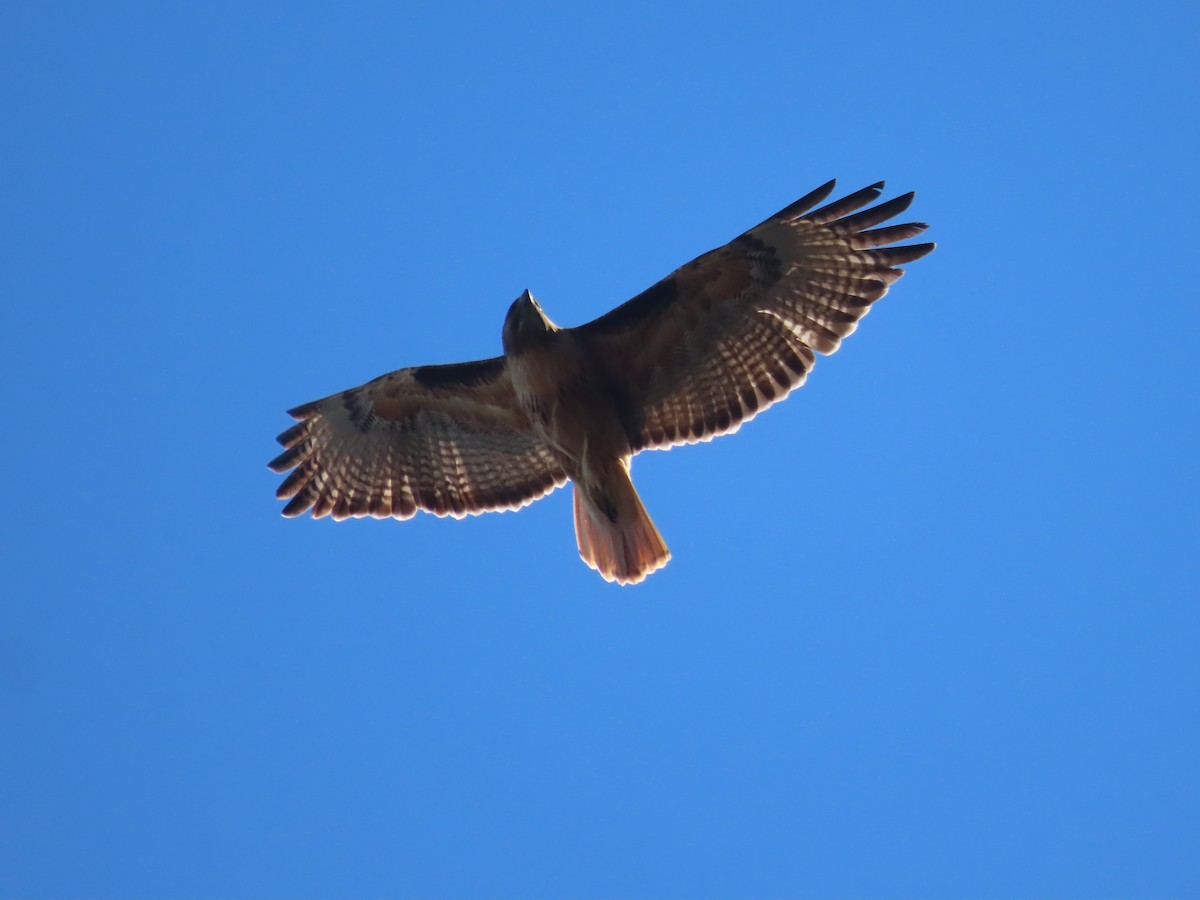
[269,357,569,520]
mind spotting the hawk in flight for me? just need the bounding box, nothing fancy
[270,180,934,584]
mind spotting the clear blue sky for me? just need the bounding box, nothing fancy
[2,3,1197,897]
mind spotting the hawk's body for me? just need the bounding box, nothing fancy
[270,180,935,584]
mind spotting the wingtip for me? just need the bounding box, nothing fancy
[765,179,839,224]
[908,241,937,260]
[286,400,320,420]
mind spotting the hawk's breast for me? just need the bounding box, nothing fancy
[506,332,632,470]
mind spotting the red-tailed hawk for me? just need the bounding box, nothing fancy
[270,180,934,584]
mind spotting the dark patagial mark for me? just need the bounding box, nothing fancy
[411,357,506,390]
[584,277,680,336]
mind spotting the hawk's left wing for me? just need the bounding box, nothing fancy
[269,357,568,520]
[574,180,934,452]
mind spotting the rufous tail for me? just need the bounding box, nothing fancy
[573,460,670,585]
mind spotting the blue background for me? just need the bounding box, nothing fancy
[3,3,1197,897]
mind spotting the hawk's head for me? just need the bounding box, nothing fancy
[502,289,559,356]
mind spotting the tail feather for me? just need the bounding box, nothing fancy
[573,461,670,585]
